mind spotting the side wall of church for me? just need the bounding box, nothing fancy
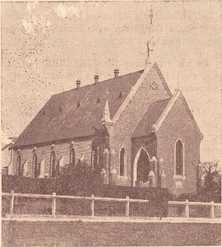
[109,64,171,186]
[10,138,93,177]
[156,96,202,194]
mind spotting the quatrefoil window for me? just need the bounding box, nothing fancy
[150,81,158,90]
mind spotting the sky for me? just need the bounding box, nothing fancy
[1,0,221,162]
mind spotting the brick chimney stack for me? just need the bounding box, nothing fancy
[114,69,119,78]
[94,75,99,84]
[76,79,81,89]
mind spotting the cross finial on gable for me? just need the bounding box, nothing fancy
[147,42,153,58]
[145,6,154,65]
[150,6,153,25]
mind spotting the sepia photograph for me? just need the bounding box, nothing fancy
[1,0,221,246]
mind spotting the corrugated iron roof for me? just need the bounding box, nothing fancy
[13,70,144,148]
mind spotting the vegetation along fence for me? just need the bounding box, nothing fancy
[2,190,221,219]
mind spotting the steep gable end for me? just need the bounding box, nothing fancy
[153,90,203,139]
[112,62,172,124]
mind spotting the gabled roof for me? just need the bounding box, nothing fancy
[112,62,172,123]
[152,89,203,139]
[13,70,144,148]
[133,89,203,139]
[132,99,170,138]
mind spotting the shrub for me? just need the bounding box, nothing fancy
[2,173,169,217]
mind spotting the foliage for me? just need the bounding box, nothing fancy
[2,159,169,217]
[173,162,221,203]
[200,161,221,202]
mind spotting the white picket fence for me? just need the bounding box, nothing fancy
[2,190,221,219]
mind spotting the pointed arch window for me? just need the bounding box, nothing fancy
[92,148,98,170]
[33,153,39,178]
[17,153,22,176]
[103,149,109,171]
[120,147,126,176]
[70,148,75,165]
[175,140,184,176]
[50,151,56,177]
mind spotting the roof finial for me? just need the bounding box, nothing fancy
[101,88,112,124]
[147,42,153,58]
[145,6,154,65]
[150,6,153,25]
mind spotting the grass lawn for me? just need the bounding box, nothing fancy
[2,221,221,246]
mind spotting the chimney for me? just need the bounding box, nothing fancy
[114,69,119,78]
[76,79,81,89]
[94,75,99,84]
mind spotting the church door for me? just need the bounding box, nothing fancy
[135,148,150,184]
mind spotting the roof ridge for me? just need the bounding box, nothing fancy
[52,69,144,97]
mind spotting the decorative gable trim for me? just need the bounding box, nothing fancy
[112,62,155,124]
[152,89,181,133]
[101,92,113,125]
[152,89,203,139]
[154,63,172,96]
[179,92,203,140]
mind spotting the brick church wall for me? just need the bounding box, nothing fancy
[109,64,170,186]
[156,96,202,194]
[11,138,93,177]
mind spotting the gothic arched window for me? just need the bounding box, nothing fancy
[50,151,56,177]
[120,147,126,176]
[103,149,109,171]
[92,148,98,170]
[33,153,38,178]
[17,154,22,176]
[70,148,75,165]
[175,140,184,176]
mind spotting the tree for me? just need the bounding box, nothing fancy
[200,161,221,202]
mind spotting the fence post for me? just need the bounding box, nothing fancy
[126,196,130,217]
[91,194,95,217]
[185,199,189,218]
[10,190,15,216]
[52,192,56,218]
[210,201,215,219]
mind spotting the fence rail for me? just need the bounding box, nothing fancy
[2,191,221,219]
[169,200,221,219]
[3,191,149,218]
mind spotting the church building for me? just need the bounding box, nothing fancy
[10,57,203,195]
